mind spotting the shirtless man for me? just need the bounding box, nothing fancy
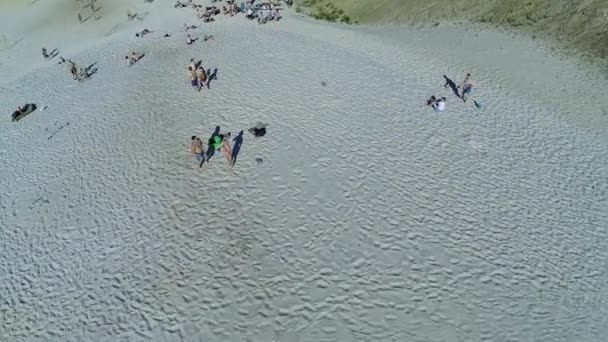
[222,132,233,166]
[459,73,476,102]
[191,136,205,162]
[427,96,447,112]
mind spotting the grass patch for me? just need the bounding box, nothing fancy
[297,0,354,24]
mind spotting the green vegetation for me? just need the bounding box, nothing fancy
[297,0,353,24]
[295,0,608,60]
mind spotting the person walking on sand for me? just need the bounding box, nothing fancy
[459,73,476,102]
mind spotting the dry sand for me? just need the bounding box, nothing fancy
[1,1,608,341]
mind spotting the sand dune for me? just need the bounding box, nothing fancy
[1,1,608,341]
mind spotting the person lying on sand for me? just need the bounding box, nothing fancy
[459,73,476,102]
[203,34,213,41]
[135,29,152,38]
[427,96,446,112]
[191,136,205,162]
[126,52,144,65]
[184,24,198,31]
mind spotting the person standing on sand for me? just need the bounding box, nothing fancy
[459,73,477,102]
[191,136,205,162]
[188,67,198,88]
[222,132,233,166]
[196,66,208,91]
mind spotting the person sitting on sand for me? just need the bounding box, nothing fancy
[427,96,446,112]
[188,58,196,71]
[186,34,193,45]
[459,73,476,102]
[135,29,152,38]
[126,52,144,65]
[272,8,281,21]
[174,1,187,8]
[42,47,49,59]
[191,136,205,162]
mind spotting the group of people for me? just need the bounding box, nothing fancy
[176,0,283,24]
[125,52,145,66]
[427,73,478,112]
[187,58,212,91]
[244,1,282,23]
[41,46,85,81]
[191,129,238,168]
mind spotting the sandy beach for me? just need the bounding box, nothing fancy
[1,0,607,341]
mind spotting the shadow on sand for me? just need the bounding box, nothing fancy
[443,75,460,98]
[231,130,244,166]
[47,48,59,59]
[79,62,98,80]
[207,68,218,89]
